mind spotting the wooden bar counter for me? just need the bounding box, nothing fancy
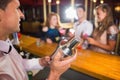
[19,35,120,80]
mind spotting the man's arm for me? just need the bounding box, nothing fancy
[22,58,44,71]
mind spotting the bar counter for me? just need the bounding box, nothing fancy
[19,35,120,80]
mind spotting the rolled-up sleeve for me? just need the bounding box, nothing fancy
[22,58,44,71]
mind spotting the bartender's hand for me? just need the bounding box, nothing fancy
[39,56,50,67]
[48,48,77,80]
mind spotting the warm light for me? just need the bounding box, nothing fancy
[100,0,104,4]
[65,7,77,20]
[48,0,52,3]
[115,6,120,12]
[93,0,97,3]
[56,0,60,4]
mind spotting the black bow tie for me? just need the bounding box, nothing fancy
[3,45,12,54]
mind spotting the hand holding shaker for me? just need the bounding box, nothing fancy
[51,37,79,59]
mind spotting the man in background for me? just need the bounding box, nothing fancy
[69,4,93,49]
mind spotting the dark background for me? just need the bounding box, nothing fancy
[19,0,120,25]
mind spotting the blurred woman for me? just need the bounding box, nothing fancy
[87,3,118,54]
[42,12,63,43]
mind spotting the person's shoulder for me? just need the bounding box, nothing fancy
[85,20,92,24]
[42,26,48,32]
[74,21,80,24]
[84,20,93,27]
[108,25,118,34]
[109,24,117,28]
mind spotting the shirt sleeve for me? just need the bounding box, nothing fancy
[108,26,118,34]
[83,22,93,36]
[107,25,118,40]
[22,58,44,71]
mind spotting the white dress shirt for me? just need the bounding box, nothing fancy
[0,39,44,80]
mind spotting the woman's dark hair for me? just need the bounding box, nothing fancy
[0,0,12,10]
[75,4,85,11]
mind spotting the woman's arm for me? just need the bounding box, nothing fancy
[87,37,116,51]
[87,25,118,51]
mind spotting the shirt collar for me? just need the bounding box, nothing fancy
[0,39,12,53]
[76,20,87,25]
[50,26,55,29]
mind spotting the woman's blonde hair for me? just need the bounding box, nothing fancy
[94,3,114,39]
[44,12,61,29]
